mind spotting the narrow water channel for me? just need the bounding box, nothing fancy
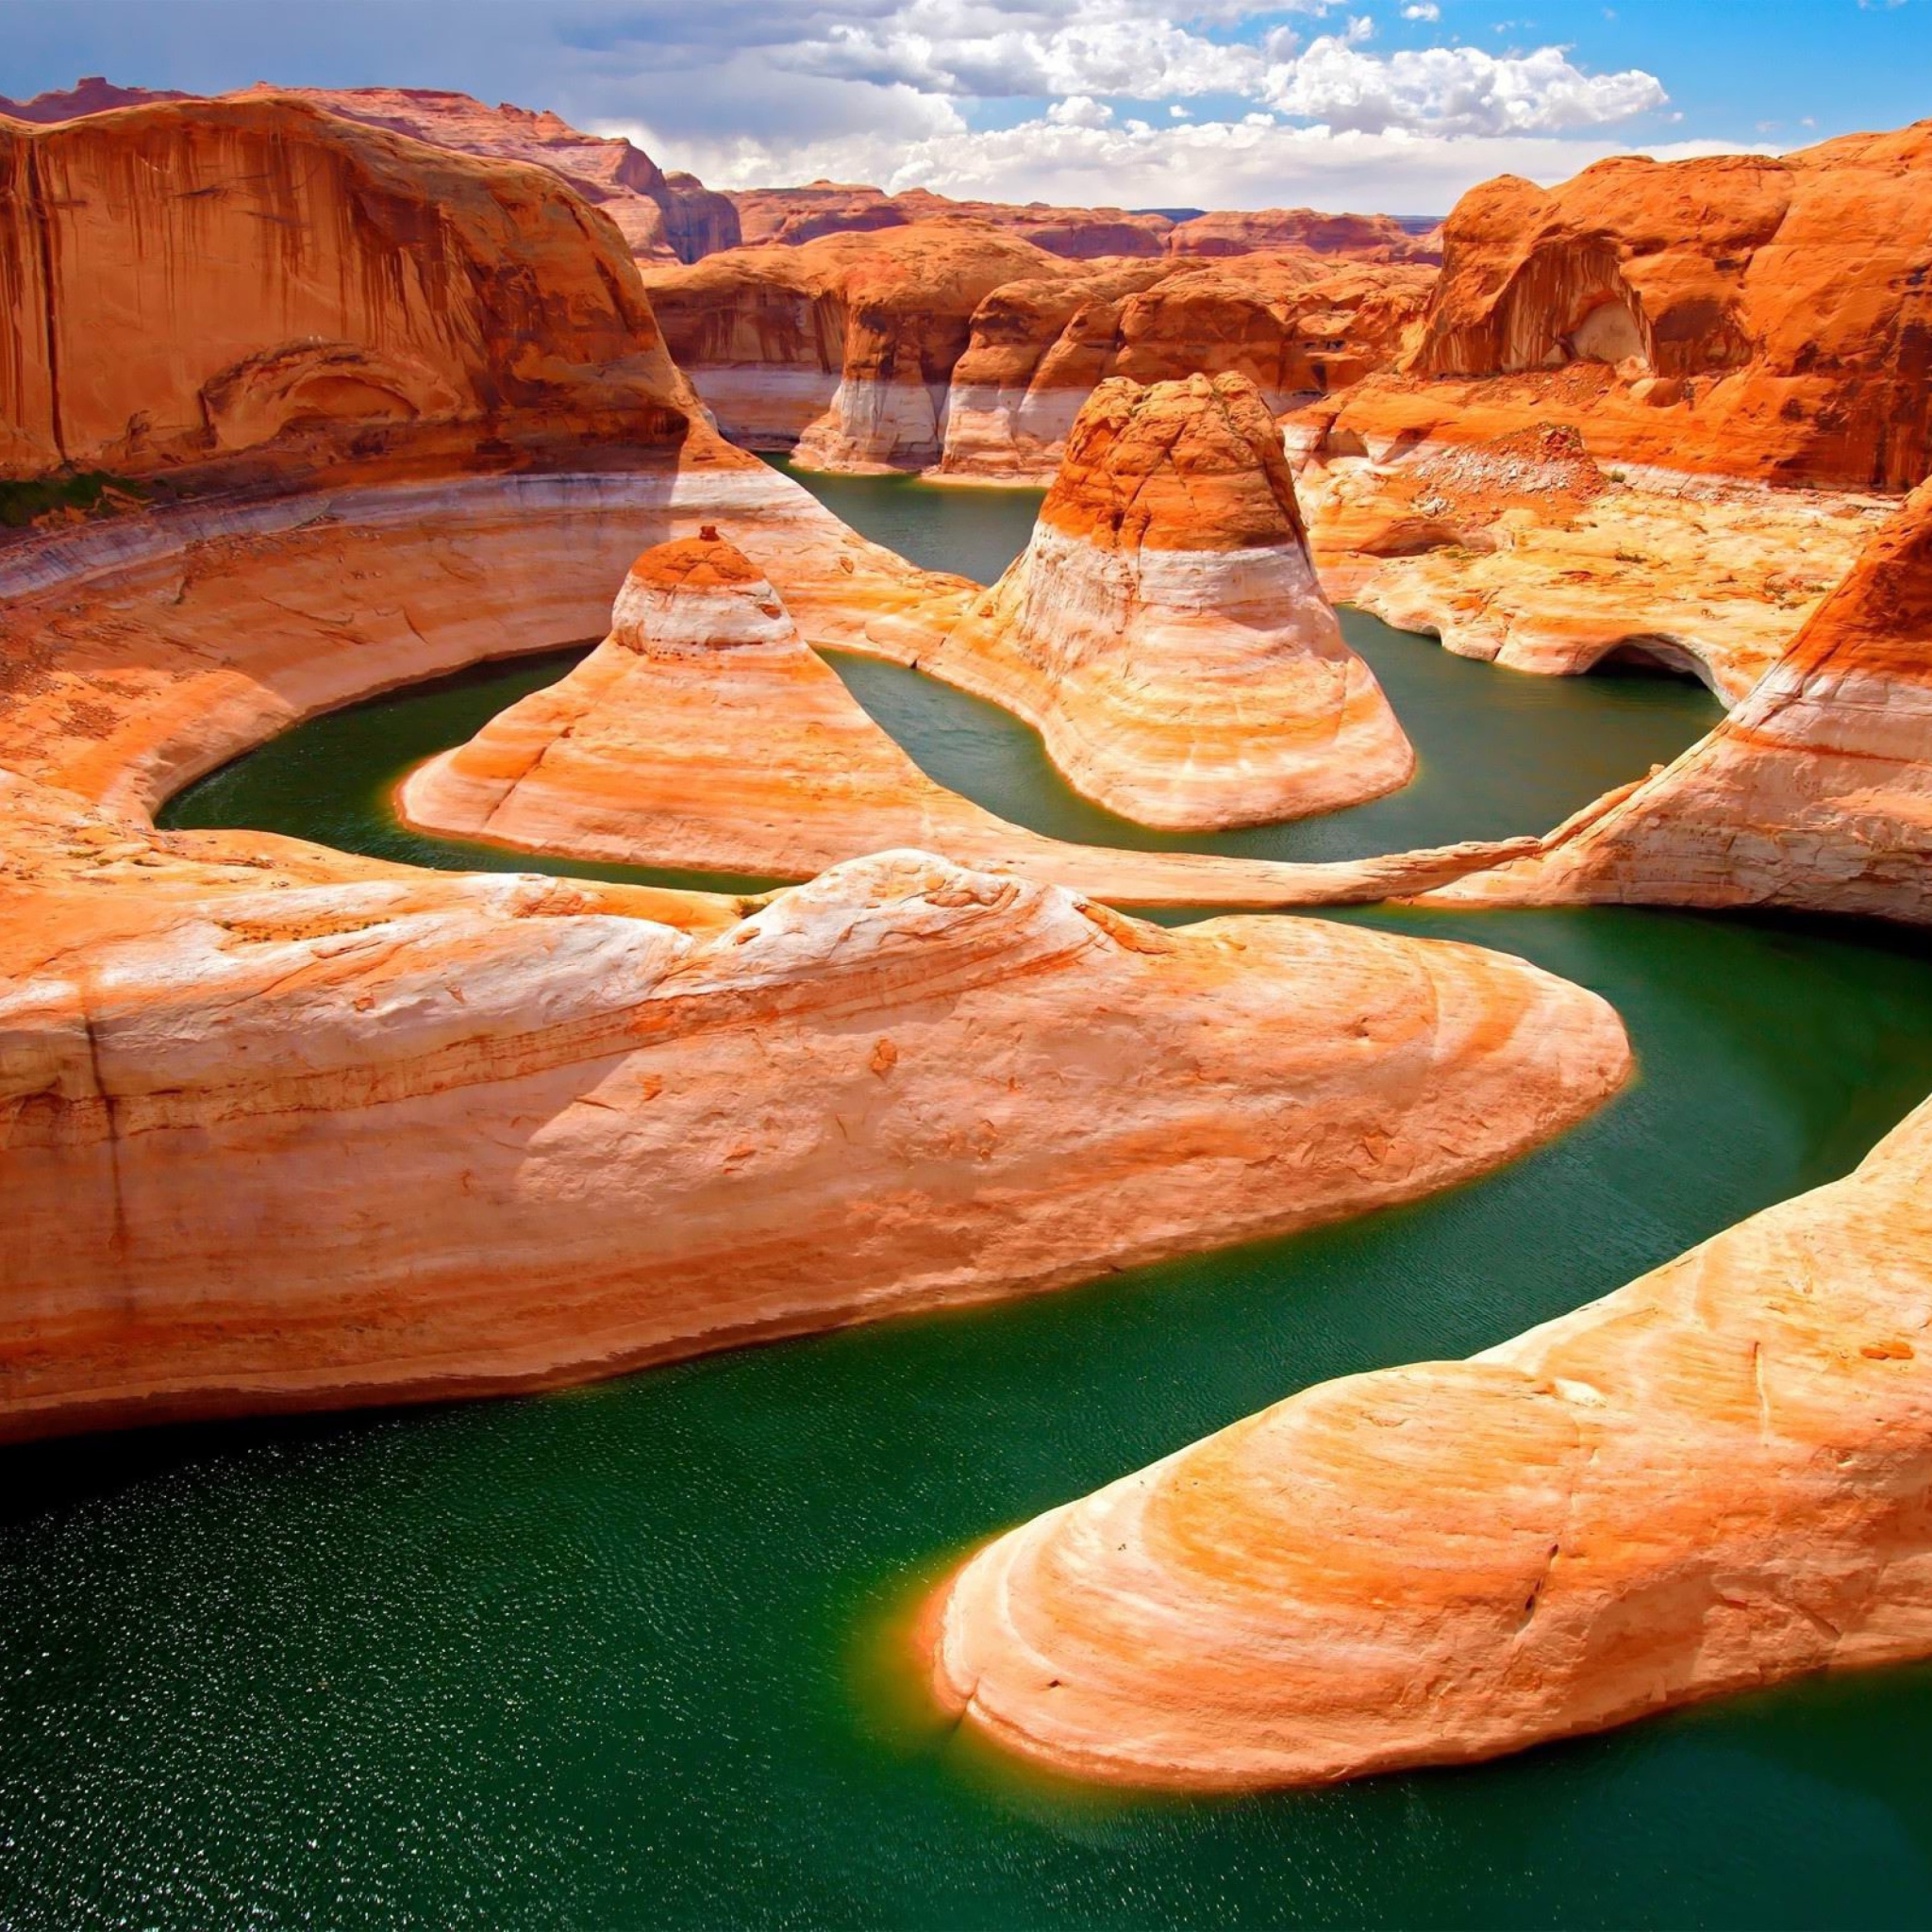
[7,467,1932,1931]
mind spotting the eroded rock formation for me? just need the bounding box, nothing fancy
[1291,422,1893,702]
[1340,122,1932,491]
[242,87,741,263]
[0,79,741,264]
[1428,476,1932,923]
[940,257,1432,481]
[399,532,1509,905]
[641,224,1073,469]
[927,1078,1932,1790]
[0,95,707,482]
[921,374,1414,828]
[0,824,1626,1443]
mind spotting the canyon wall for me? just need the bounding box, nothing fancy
[647,236,1429,478]
[941,257,1432,480]
[641,224,1072,469]
[0,80,741,264]
[1314,121,1932,491]
[0,96,712,483]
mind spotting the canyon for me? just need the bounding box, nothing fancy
[6,71,1932,1849]
[0,89,1624,1445]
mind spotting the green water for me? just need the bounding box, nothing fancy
[8,473,1932,1930]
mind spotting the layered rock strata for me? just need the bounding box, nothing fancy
[0,829,1627,1444]
[641,225,1070,468]
[1291,423,1893,702]
[400,533,1505,906]
[939,258,1432,482]
[927,1085,1932,1790]
[922,374,1414,828]
[1425,477,1932,923]
[0,96,707,482]
[239,86,741,263]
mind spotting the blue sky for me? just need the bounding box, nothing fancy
[3,1,1925,213]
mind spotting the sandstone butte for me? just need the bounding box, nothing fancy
[0,78,741,264]
[398,532,1507,904]
[914,373,1415,829]
[926,1080,1932,1791]
[1424,475,1932,925]
[939,257,1433,483]
[640,223,1079,471]
[0,92,1634,1442]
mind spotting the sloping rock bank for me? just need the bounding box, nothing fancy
[1292,425,1893,704]
[0,832,1627,1443]
[926,1083,1932,1790]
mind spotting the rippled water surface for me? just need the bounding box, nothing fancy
[8,468,1932,1930]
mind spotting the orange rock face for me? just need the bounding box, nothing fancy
[941,257,1432,481]
[0,831,1626,1443]
[0,79,741,264]
[0,96,711,484]
[1387,122,1932,490]
[1166,207,1441,262]
[0,391,1578,1447]
[1430,477,1932,923]
[927,1080,1932,1790]
[399,534,1511,906]
[922,374,1414,827]
[641,224,1074,468]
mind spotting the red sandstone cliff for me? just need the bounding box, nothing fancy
[0,95,717,484]
[640,223,1073,467]
[236,87,741,264]
[0,79,741,264]
[1368,122,1932,490]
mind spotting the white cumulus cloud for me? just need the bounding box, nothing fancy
[1261,35,1668,135]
